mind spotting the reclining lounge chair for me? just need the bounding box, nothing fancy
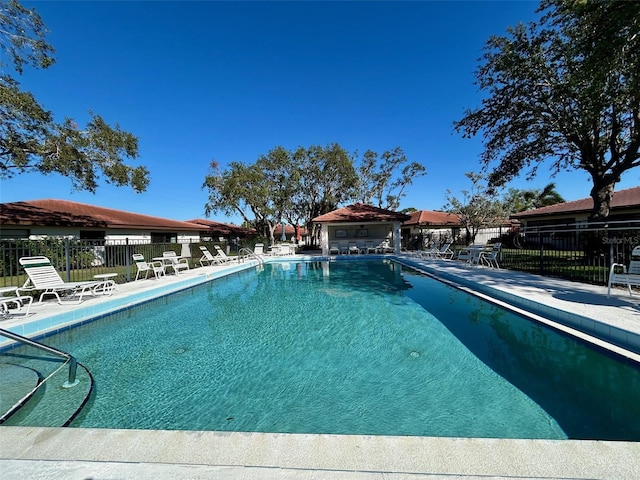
[18,256,115,304]
[0,288,33,318]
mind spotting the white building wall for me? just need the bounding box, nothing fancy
[24,227,200,245]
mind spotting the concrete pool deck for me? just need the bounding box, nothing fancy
[1,255,639,479]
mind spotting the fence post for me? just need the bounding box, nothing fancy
[125,238,131,282]
[539,242,544,275]
[64,237,71,282]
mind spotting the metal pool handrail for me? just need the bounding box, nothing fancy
[238,248,264,264]
[0,328,78,388]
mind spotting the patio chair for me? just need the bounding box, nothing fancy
[133,254,166,281]
[329,242,340,255]
[254,243,266,256]
[338,241,349,255]
[162,251,190,274]
[365,241,377,254]
[213,245,234,263]
[199,246,219,266]
[608,245,640,297]
[17,256,113,304]
[436,242,455,260]
[277,243,293,255]
[377,240,393,253]
[348,241,360,255]
[479,243,501,268]
[418,242,439,258]
[0,290,33,318]
[457,244,485,265]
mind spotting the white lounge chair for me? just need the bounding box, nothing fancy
[199,246,219,266]
[254,243,266,256]
[436,242,455,259]
[0,288,33,318]
[133,254,166,281]
[348,241,360,255]
[365,241,377,254]
[162,251,190,274]
[608,246,640,297]
[213,245,234,263]
[329,242,340,255]
[17,256,114,304]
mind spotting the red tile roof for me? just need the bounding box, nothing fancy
[512,186,640,218]
[1,199,204,231]
[312,203,411,223]
[187,218,256,236]
[404,210,462,226]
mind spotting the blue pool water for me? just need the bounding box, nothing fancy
[11,260,640,439]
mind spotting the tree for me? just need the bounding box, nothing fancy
[502,182,565,213]
[204,144,359,247]
[203,159,273,237]
[454,0,640,220]
[354,147,426,210]
[445,172,506,245]
[292,143,358,246]
[0,0,149,192]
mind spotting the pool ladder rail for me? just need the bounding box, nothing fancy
[237,247,265,265]
[0,328,94,427]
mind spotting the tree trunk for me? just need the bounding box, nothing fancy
[589,180,616,220]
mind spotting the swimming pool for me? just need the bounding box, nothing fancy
[4,260,640,440]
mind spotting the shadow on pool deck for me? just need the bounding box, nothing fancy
[1,255,639,480]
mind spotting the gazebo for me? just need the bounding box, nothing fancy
[312,203,411,255]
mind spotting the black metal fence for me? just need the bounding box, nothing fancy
[0,238,231,288]
[462,219,640,285]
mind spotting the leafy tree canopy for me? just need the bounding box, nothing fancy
[354,147,427,211]
[444,172,507,245]
[454,0,640,219]
[0,0,149,192]
[502,182,565,214]
[203,143,424,245]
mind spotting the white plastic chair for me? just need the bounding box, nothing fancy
[479,243,501,268]
[162,251,190,274]
[132,254,166,281]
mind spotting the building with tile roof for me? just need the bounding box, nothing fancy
[401,210,463,250]
[312,203,411,255]
[1,199,205,244]
[187,218,256,240]
[511,186,640,226]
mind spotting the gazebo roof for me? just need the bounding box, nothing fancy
[312,203,411,223]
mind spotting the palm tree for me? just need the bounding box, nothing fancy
[534,183,565,208]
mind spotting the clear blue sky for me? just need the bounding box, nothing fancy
[3,1,637,225]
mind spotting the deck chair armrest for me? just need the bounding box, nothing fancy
[609,263,627,274]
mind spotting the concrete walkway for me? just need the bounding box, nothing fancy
[1,255,639,480]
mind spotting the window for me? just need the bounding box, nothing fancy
[0,228,29,240]
[151,232,177,243]
[355,229,368,237]
[80,230,105,240]
[334,229,347,238]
